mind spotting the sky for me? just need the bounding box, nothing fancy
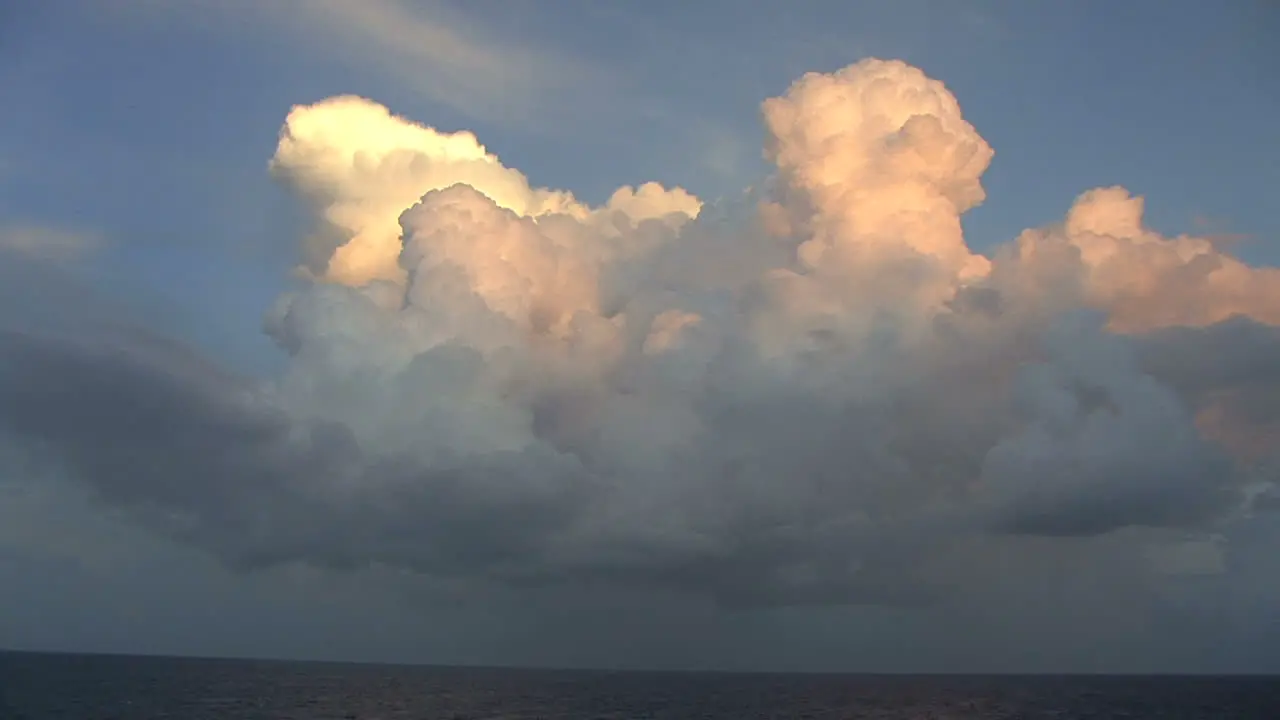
[0,0,1279,673]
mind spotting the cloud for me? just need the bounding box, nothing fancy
[1029,187,1280,332]
[107,0,611,128]
[268,95,699,286]
[1137,319,1280,465]
[108,0,748,188]
[120,0,606,127]
[2,58,1278,609]
[0,225,100,262]
[287,0,604,124]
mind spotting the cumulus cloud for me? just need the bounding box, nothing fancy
[1029,186,1280,332]
[3,58,1278,608]
[269,95,699,286]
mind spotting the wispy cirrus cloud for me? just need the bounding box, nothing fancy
[114,0,613,128]
[287,0,605,125]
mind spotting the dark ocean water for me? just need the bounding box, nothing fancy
[1,652,1277,719]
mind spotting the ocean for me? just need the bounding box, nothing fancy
[1,651,1276,719]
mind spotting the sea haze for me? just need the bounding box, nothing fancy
[0,651,1277,719]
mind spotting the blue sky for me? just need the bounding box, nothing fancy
[2,0,1276,371]
[2,1,1280,671]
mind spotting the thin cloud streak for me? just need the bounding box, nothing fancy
[283,0,604,126]
[0,225,100,263]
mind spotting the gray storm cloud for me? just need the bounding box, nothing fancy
[2,58,1278,607]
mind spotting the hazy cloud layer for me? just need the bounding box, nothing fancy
[2,59,1278,610]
